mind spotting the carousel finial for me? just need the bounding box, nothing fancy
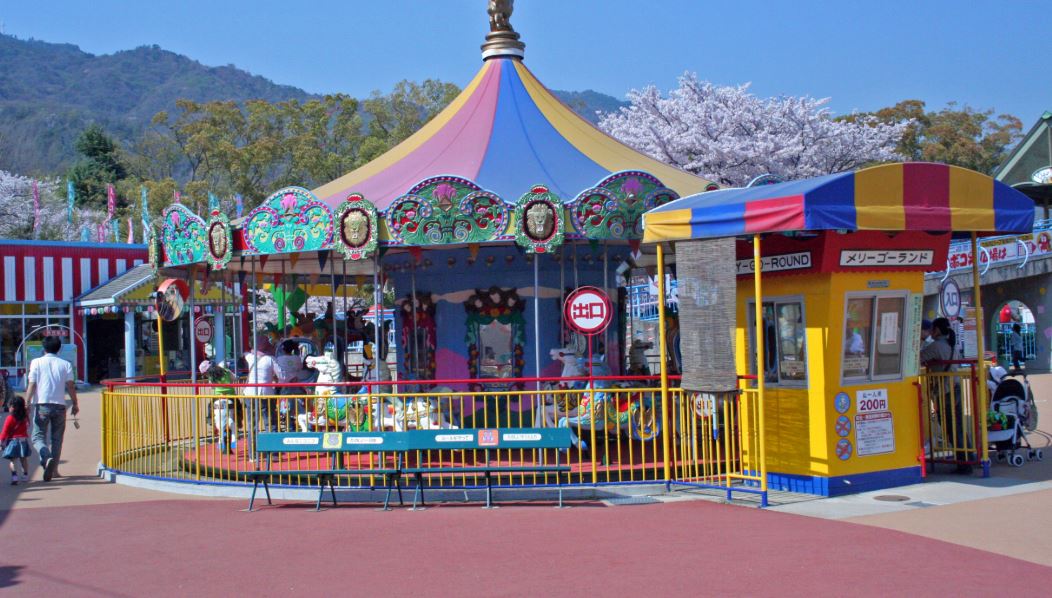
[481,0,525,61]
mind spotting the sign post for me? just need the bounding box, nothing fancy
[563,286,612,484]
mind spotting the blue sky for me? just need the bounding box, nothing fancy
[2,0,1049,123]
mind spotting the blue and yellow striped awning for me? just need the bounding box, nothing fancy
[643,163,1035,243]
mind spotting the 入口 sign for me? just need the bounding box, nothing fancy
[940,279,961,318]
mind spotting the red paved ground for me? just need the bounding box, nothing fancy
[3,498,1050,596]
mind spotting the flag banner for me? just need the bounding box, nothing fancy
[140,186,150,242]
[127,217,134,243]
[97,223,106,243]
[112,219,119,243]
[235,194,244,218]
[80,226,90,242]
[32,181,41,234]
[67,180,75,224]
[208,192,220,212]
[106,184,116,219]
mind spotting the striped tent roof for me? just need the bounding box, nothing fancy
[643,162,1036,243]
[312,57,712,208]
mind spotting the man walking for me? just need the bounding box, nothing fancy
[24,336,79,481]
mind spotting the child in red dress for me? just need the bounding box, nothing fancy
[1,396,32,484]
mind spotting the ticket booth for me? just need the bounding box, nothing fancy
[643,162,1036,495]
[732,230,950,494]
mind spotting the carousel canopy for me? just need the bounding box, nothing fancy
[642,162,1037,243]
[312,57,713,208]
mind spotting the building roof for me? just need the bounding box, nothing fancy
[643,162,1035,242]
[76,263,238,308]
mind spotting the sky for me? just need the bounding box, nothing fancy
[1,0,1049,123]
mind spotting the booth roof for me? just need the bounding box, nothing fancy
[642,162,1037,243]
[76,264,237,308]
[311,57,713,209]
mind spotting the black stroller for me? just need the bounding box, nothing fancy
[987,368,1042,467]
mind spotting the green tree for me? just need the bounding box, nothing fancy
[133,79,459,207]
[847,100,1023,175]
[66,124,129,209]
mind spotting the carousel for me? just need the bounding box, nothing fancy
[107,2,728,492]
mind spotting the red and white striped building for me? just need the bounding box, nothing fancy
[0,240,147,382]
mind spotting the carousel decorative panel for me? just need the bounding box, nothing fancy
[513,184,564,254]
[386,175,509,246]
[570,171,678,240]
[243,187,334,254]
[334,193,378,261]
[161,204,207,267]
[205,209,233,270]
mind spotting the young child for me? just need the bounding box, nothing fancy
[1,396,32,484]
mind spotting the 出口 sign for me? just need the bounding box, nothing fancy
[840,250,934,267]
[564,286,612,335]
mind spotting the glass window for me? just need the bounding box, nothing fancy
[874,297,905,377]
[747,299,808,385]
[0,319,21,367]
[0,304,22,316]
[47,304,70,316]
[843,297,874,379]
[842,293,907,383]
[478,321,514,379]
[776,303,807,382]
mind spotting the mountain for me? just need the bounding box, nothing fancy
[552,90,628,123]
[0,33,627,176]
[0,34,314,175]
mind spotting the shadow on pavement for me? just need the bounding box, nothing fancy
[0,565,22,589]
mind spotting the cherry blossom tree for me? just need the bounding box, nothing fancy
[0,170,107,241]
[599,73,909,188]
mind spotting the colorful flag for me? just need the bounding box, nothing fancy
[235,194,243,218]
[112,219,119,242]
[67,180,75,224]
[127,217,134,243]
[140,186,150,243]
[174,191,181,203]
[96,223,106,243]
[32,181,40,235]
[106,184,116,220]
[80,226,90,242]
[208,192,220,212]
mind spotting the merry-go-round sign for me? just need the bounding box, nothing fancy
[563,286,612,335]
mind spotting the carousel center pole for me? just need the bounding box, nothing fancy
[656,243,671,486]
[248,255,258,459]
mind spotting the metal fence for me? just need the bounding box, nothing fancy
[916,363,989,475]
[101,375,767,503]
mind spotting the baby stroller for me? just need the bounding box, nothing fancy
[987,366,1042,467]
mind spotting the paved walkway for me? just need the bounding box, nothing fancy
[1,376,1051,594]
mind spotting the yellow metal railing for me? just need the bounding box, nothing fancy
[101,380,768,502]
[917,364,989,474]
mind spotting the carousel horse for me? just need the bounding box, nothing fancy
[533,347,585,429]
[552,356,663,449]
[296,347,365,431]
[403,386,460,430]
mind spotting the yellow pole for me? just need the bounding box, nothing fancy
[156,312,166,377]
[656,243,672,485]
[753,234,769,502]
[970,232,990,475]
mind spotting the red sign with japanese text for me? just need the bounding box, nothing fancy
[563,286,612,335]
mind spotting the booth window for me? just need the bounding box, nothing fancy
[747,298,808,385]
[842,293,906,382]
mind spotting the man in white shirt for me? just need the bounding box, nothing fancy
[25,336,79,482]
[244,344,277,431]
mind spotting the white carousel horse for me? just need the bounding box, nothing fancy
[404,386,459,430]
